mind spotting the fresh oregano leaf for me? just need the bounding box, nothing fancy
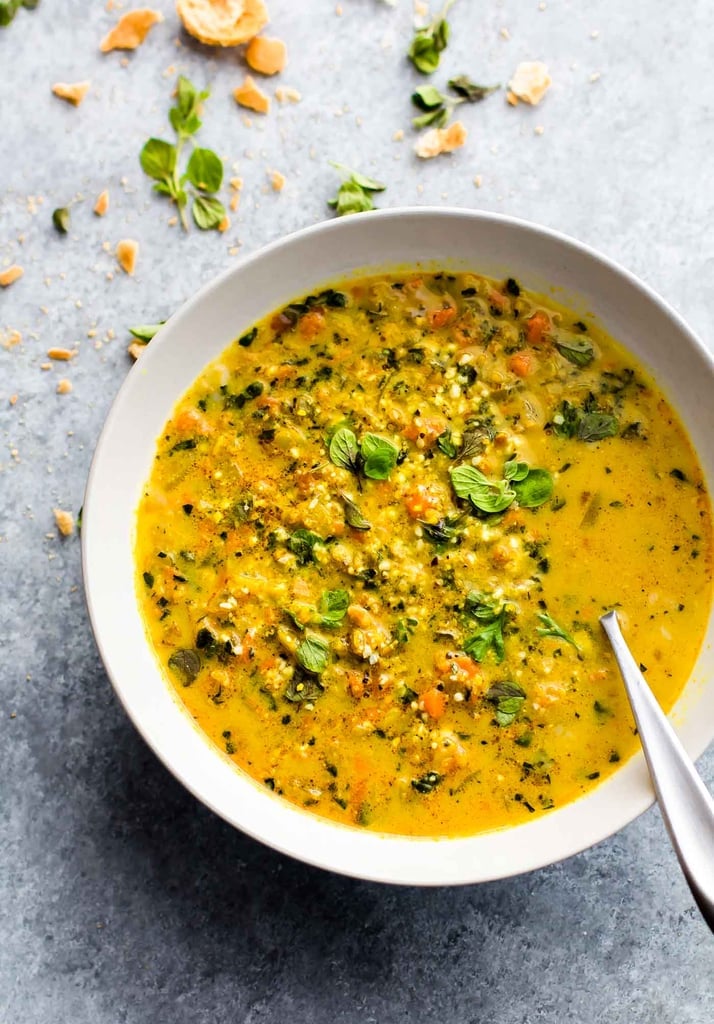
[295,634,330,674]
[191,194,225,230]
[140,138,177,181]
[185,147,223,193]
[52,207,70,234]
[448,75,500,102]
[129,322,166,342]
[329,427,360,473]
[512,468,554,508]
[341,493,371,530]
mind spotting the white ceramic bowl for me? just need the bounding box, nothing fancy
[83,209,714,885]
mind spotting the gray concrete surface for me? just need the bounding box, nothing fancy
[1,1,713,1021]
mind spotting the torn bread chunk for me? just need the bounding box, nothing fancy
[176,0,268,46]
[52,81,91,106]
[100,9,164,51]
[234,75,270,114]
[415,121,467,159]
[508,61,552,105]
[246,36,287,75]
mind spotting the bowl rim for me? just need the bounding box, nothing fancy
[82,207,714,885]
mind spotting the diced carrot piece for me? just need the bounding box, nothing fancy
[525,310,551,345]
[421,687,448,719]
[450,656,480,680]
[299,310,325,338]
[508,351,535,377]
[488,289,508,311]
[428,306,457,328]
[402,415,447,447]
[404,485,441,519]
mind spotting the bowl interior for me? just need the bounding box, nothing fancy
[82,209,714,885]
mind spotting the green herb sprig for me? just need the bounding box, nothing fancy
[329,427,400,484]
[140,76,226,231]
[463,593,509,664]
[408,0,457,74]
[0,0,39,28]
[486,681,526,726]
[412,76,499,128]
[328,163,386,217]
[451,460,554,513]
[536,612,579,651]
[129,322,166,343]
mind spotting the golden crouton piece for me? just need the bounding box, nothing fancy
[116,239,139,275]
[415,121,467,159]
[94,190,110,216]
[508,61,552,105]
[246,36,287,75]
[176,0,268,47]
[0,265,24,288]
[52,81,91,106]
[233,75,270,114]
[53,508,75,537]
[100,9,164,52]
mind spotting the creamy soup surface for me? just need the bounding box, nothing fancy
[135,270,712,836]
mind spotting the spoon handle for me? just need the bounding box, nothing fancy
[600,610,714,932]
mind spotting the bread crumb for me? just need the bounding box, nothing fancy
[40,362,52,370]
[246,36,287,76]
[0,265,24,288]
[177,0,268,46]
[116,239,139,275]
[52,81,91,106]
[589,71,601,83]
[415,121,467,159]
[499,27,510,40]
[56,378,73,395]
[473,175,483,188]
[393,128,405,142]
[230,193,240,212]
[590,29,600,39]
[268,169,285,191]
[1,328,22,349]
[534,125,544,135]
[508,61,552,105]
[127,341,145,361]
[168,215,178,226]
[335,4,343,14]
[9,394,18,406]
[218,215,231,232]
[275,85,301,104]
[234,75,270,114]
[228,245,241,256]
[47,347,76,361]
[94,190,110,216]
[100,8,164,52]
[53,508,75,537]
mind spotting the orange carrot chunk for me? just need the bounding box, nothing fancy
[421,687,448,719]
[525,310,551,345]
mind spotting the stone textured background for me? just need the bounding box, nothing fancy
[1,1,713,1021]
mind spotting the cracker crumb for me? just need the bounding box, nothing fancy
[499,27,510,40]
[234,75,270,114]
[168,215,178,226]
[53,508,75,537]
[94,190,110,216]
[228,245,241,256]
[218,215,231,232]
[393,128,405,141]
[47,348,76,361]
[1,328,22,349]
[508,61,551,106]
[116,238,139,275]
[589,71,601,83]
[275,85,301,104]
[415,121,467,159]
[56,378,73,395]
[245,36,287,76]
[52,81,91,106]
[176,0,268,47]
[9,394,18,406]
[534,125,545,135]
[230,193,240,212]
[590,29,600,39]
[473,175,483,188]
[268,169,286,192]
[40,362,52,370]
[0,265,24,288]
[335,4,342,14]
[127,341,145,361]
[100,9,164,52]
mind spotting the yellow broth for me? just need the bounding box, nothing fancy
[135,271,712,836]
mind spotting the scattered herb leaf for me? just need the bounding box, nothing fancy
[537,612,579,650]
[295,634,330,674]
[486,681,526,726]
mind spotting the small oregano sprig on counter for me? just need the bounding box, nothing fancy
[408,0,457,74]
[412,77,500,128]
[0,0,39,27]
[328,163,386,217]
[140,75,226,232]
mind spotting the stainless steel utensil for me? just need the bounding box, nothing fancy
[600,609,714,932]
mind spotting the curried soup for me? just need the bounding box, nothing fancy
[135,270,712,837]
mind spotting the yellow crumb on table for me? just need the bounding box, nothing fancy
[127,341,145,361]
[508,61,552,105]
[53,508,75,537]
[177,0,268,47]
[275,85,301,104]
[415,121,467,159]
[116,239,139,275]
[47,348,76,361]
[246,36,287,75]
[100,9,164,52]
[218,215,231,233]
[52,81,91,106]
[56,379,73,395]
[9,394,18,406]
[94,190,110,216]
[234,75,270,114]
[268,169,285,191]
[0,265,24,288]
[2,328,22,348]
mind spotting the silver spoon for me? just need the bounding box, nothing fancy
[600,610,714,932]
